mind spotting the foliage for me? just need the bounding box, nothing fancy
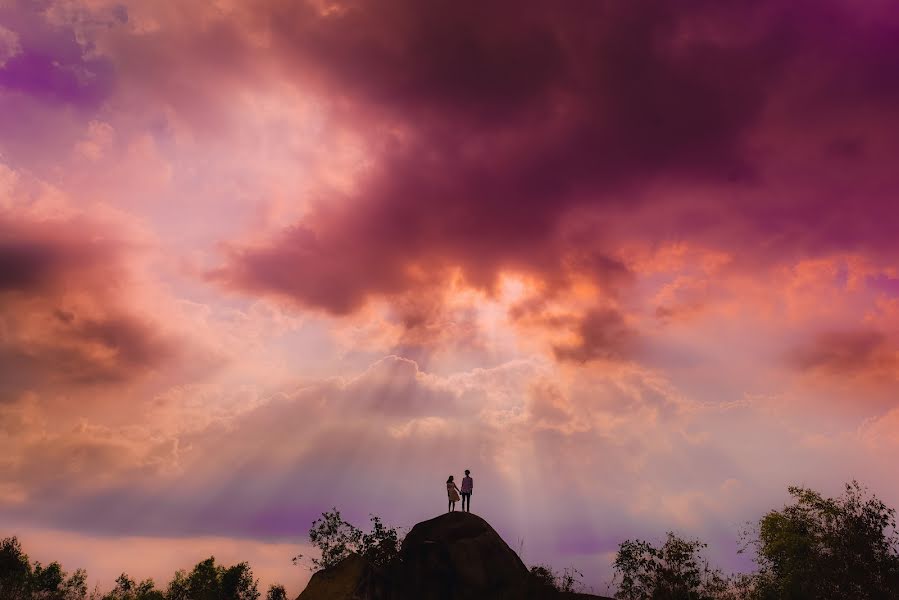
[1,537,262,600]
[742,481,899,599]
[0,538,86,600]
[302,508,403,571]
[99,574,164,600]
[34,563,87,600]
[172,557,259,600]
[164,570,189,600]
[221,563,259,600]
[0,537,33,600]
[264,584,287,600]
[306,508,362,570]
[528,564,584,593]
[162,558,259,600]
[558,566,584,593]
[358,516,401,568]
[613,532,731,600]
[529,564,556,589]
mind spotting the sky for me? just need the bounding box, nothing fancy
[1,0,899,595]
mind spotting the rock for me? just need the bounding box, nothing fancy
[397,511,529,599]
[296,511,614,600]
[296,553,388,600]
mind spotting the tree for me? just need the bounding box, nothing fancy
[613,532,731,600]
[163,557,259,600]
[306,508,362,570]
[186,557,220,600]
[358,516,401,568]
[220,562,259,600]
[743,481,899,599]
[0,537,33,600]
[61,569,87,600]
[133,579,164,600]
[303,509,402,571]
[165,570,189,600]
[31,562,65,600]
[31,562,86,600]
[100,574,163,600]
[265,584,288,600]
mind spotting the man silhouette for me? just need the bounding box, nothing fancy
[460,469,473,512]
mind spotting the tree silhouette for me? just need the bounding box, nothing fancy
[0,537,33,600]
[613,532,732,600]
[264,584,287,600]
[163,557,259,600]
[743,481,899,599]
[301,508,402,570]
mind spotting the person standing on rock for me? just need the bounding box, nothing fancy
[460,469,473,512]
[447,475,461,512]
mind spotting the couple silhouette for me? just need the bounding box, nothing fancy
[446,470,473,513]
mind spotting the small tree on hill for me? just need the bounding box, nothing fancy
[299,508,403,571]
[305,508,362,570]
[358,516,401,568]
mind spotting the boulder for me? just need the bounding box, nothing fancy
[396,511,529,600]
[296,553,388,600]
[296,511,614,600]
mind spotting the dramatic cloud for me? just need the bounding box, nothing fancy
[208,0,899,325]
[2,0,899,594]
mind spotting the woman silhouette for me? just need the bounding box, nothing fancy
[446,475,461,512]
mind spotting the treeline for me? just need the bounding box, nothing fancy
[610,481,899,599]
[0,539,288,600]
[3,480,899,599]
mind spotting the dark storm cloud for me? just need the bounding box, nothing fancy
[209,0,899,319]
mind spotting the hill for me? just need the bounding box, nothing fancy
[297,511,612,600]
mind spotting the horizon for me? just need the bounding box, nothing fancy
[2,0,899,596]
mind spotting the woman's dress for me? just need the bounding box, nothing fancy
[447,482,461,502]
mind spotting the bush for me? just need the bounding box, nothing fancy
[528,564,584,593]
[529,565,557,589]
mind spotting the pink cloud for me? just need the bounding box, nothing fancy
[4,1,899,593]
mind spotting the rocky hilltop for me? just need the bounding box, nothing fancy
[297,511,612,600]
